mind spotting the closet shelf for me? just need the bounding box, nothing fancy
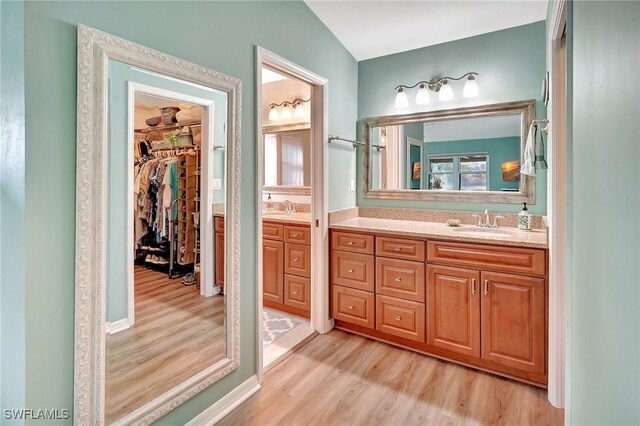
[135,122,202,134]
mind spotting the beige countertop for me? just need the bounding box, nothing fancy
[330,217,548,249]
[262,211,311,225]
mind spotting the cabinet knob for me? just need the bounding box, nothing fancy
[348,304,355,310]
[394,247,402,251]
[348,268,355,273]
[293,257,299,262]
[347,241,354,245]
[293,290,298,295]
[394,276,402,282]
[292,233,298,237]
[395,316,402,321]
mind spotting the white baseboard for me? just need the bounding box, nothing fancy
[186,375,261,425]
[105,318,131,335]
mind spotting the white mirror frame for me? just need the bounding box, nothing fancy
[362,99,536,204]
[73,25,241,425]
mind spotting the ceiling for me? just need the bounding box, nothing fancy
[304,1,548,61]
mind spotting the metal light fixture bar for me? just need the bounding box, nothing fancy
[394,72,478,93]
[268,97,310,109]
[268,97,310,121]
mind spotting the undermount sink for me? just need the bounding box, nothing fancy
[452,227,513,239]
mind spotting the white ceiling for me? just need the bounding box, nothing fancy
[262,67,288,84]
[304,1,548,61]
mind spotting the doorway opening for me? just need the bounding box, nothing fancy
[256,48,330,373]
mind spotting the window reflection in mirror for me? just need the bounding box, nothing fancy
[263,128,311,187]
[370,114,521,192]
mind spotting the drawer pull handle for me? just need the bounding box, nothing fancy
[394,247,402,251]
[394,276,402,282]
[348,268,355,273]
[472,278,477,294]
[347,241,354,245]
[293,290,298,295]
[293,257,299,262]
[484,279,489,296]
[395,316,402,321]
[348,304,355,310]
[292,233,298,237]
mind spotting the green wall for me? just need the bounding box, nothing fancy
[21,1,357,424]
[569,1,640,424]
[424,137,521,191]
[1,1,26,423]
[357,21,547,214]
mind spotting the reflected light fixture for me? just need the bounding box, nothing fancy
[267,97,310,121]
[395,87,408,108]
[281,102,292,119]
[394,72,478,108]
[268,104,279,121]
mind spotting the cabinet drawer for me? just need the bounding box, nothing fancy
[376,257,425,302]
[263,221,284,240]
[284,225,311,245]
[285,243,311,278]
[332,285,374,329]
[427,240,546,276]
[376,295,425,342]
[284,274,310,312]
[331,231,374,255]
[376,236,425,261]
[214,216,224,232]
[330,250,374,292]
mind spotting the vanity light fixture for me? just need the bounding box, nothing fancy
[267,98,310,121]
[394,72,479,107]
[268,105,279,121]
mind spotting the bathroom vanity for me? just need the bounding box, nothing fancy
[329,214,548,387]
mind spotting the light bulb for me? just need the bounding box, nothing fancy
[281,103,292,119]
[395,88,408,108]
[463,75,479,98]
[294,101,305,118]
[416,83,430,105]
[438,80,453,101]
[268,105,279,121]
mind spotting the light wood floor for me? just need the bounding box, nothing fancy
[221,330,564,426]
[105,266,225,423]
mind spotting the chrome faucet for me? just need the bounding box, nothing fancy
[472,209,505,228]
[284,200,296,214]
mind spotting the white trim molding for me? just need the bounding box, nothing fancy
[255,47,331,382]
[74,24,242,425]
[185,375,261,426]
[547,0,567,410]
[105,318,131,335]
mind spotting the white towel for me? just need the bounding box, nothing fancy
[521,123,536,176]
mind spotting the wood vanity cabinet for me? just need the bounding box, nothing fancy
[263,221,311,318]
[330,229,548,387]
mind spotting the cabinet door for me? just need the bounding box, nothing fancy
[481,271,545,374]
[215,231,225,290]
[427,265,480,357]
[263,240,284,304]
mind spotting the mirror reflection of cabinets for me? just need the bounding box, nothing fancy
[363,100,536,204]
[74,25,241,425]
[263,126,311,194]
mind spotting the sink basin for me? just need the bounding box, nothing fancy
[452,227,513,239]
[263,211,295,217]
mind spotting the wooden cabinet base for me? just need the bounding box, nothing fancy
[264,299,310,319]
[334,320,547,387]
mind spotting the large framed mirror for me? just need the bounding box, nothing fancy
[362,100,536,204]
[74,25,241,425]
[262,123,311,195]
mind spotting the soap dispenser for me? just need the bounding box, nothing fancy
[518,202,532,231]
[265,193,274,212]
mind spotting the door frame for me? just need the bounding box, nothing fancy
[406,136,423,189]
[255,47,330,381]
[121,82,215,332]
[547,0,568,410]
